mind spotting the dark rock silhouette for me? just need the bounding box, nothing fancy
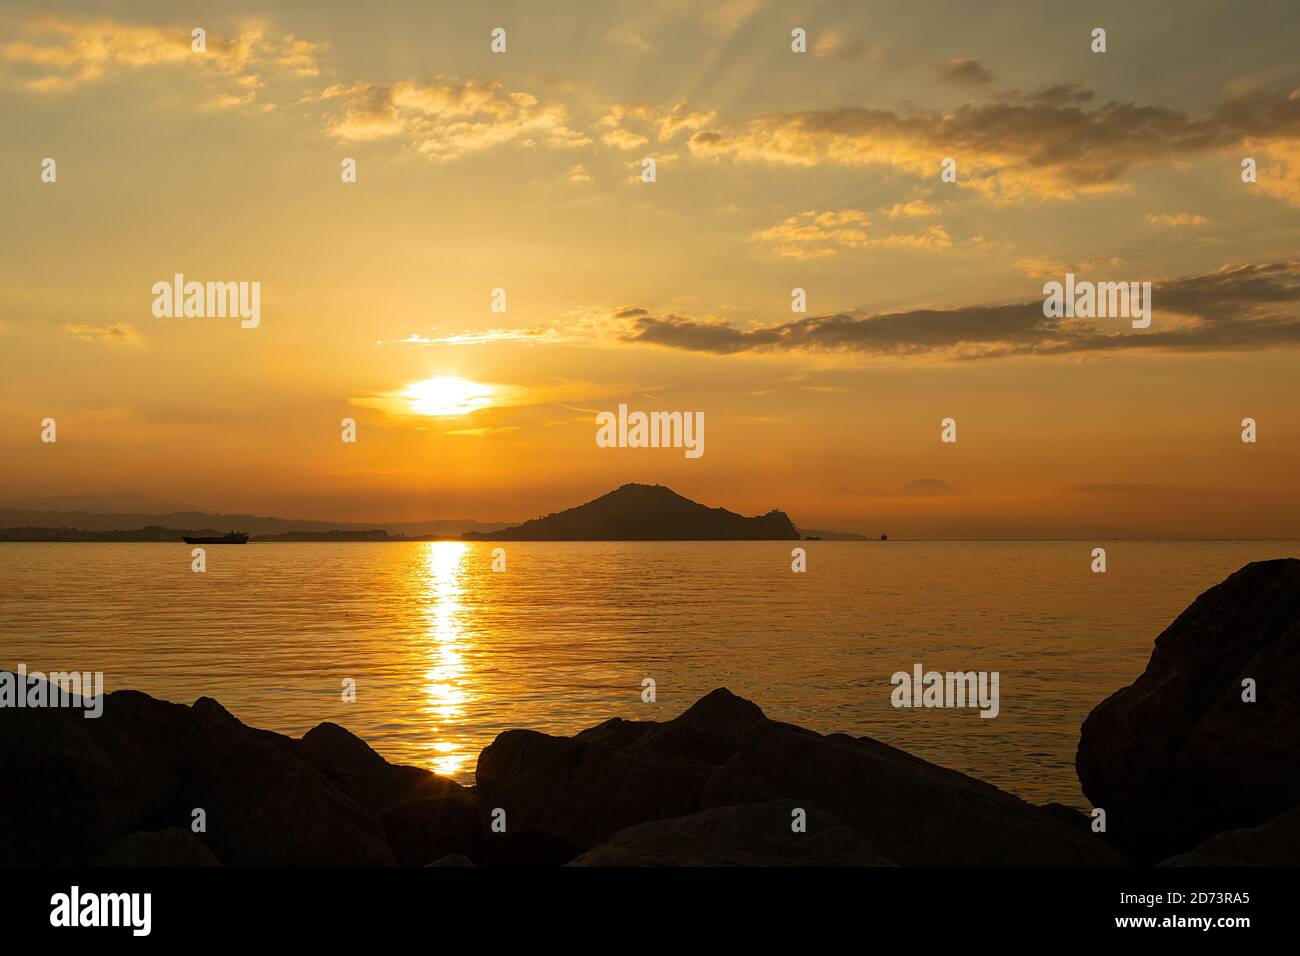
[0,695,163,865]
[700,720,1122,865]
[93,828,221,866]
[1158,804,1300,866]
[568,799,895,866]
[475,688,765,847]
[1077,558,1300,860]
[381,792,480,866]
[463,483,800,540]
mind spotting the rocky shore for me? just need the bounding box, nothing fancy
[2,558,1297,867]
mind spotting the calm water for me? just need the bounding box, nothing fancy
[2,540,1294,807]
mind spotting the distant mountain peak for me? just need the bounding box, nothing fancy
[465,484,800,541]
[894,478,960,497]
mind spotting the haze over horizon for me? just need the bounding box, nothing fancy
[3,0,1299,538]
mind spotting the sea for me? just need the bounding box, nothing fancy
[3,539,1294,807]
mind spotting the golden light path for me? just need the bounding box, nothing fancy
[419,541,474,777]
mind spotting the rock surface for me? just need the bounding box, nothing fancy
[0,694,163,865]
[1077,558,1300,859]
[1158,804,1300,866]
[701,720,1123,865]
[93,828,222,866]
[183,697,395,865]
[476,688,764,848]
[568,799,895,866]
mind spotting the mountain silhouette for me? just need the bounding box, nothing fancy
[464,483,800,540]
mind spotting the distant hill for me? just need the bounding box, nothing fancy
[463,483,801,541]
[894,478,960,497]
[832,478,961,499]
[0,508,507,538]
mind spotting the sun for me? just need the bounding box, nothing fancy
[402,376,496,416]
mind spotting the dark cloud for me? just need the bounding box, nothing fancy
[940,58,995,85]
[619,262,1300,360]
[1028,83,1094,106]
[687,86,1300,200]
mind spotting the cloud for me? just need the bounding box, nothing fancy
[1147,212,1209,226]
[275,35,327,77]
[752,209,868,258]
[597,102,717,152]
[62,322,139,344]
[382,327,568,347]
[605,27,649,52]
[814,33,867,61]
[887,200,940,218]
[686,86,1300,201]
[0,15,318,108]
[753,210,951,258]
[615,261,1300,360]
[940,58,995,85]
[1017,255,1126,279]
[324,77,588,158]
[601,127,649,150]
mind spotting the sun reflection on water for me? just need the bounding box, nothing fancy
[419,541,474,777]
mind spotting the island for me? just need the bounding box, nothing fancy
[461,483,801,541]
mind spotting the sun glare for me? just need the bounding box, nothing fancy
[403,376,495,416]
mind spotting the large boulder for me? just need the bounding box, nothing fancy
[1158,804,1300,866]
[1077,558,1300,859]
[0,683,165,864]
[380,790,481,865]
[477,688,766,848]
[299,721,462,813]
[182,697,395,865]
[93,828,222,866]
[568,799,895,866]
[702,720,1123,865]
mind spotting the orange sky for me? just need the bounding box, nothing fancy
[1,1,1298,537]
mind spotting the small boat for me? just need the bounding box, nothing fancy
[183,531,250,545]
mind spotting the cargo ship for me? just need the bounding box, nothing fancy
[182,531,250,545]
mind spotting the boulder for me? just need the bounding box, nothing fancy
[1077,558,1300,859]
[182,697,394,865]
[702,720,1123,865]
[627,688,767,764]
[0,679,169,864]
[300,721,462,813]
[476,729,711,848]
[426,854,475,867]
[568,799,895,866]
[93,828,221,866]
[380,789,480,865]
[1158,804,1300,866]
[476,688,766,848]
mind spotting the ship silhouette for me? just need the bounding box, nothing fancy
[182,531,249,545]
